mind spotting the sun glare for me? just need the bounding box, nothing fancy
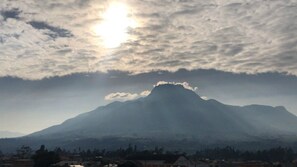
[95,2,137,48]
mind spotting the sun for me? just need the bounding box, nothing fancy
[94,2,137,48]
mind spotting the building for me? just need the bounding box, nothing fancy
[126,154,196,167]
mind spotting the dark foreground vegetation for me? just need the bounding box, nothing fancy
[1,145,297,166]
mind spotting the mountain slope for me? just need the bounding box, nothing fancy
[29,84,297,142]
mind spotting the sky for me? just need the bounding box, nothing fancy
[0,0,297,134]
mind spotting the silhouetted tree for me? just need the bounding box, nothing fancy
[16,145,32,159]
[32,145,60,167]
[154,146,164,154]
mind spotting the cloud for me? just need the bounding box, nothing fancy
[0,8,21,21]
[104,92,139,101]
[140,90,151,96]
[105,90,151,101]
[105,81,198,101]
[154,81,197,91]
[0,0,297,79]
[28,21,73,39]
[201,96,208,100]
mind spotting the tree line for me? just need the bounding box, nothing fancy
[1,145,297,167]
[194,146,295,162]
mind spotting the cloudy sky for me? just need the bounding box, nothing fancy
[0,0,297,134]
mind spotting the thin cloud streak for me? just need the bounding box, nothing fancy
[104,90,151,101]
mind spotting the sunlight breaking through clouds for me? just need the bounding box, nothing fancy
[0,0,297,79]
[94,2,137,48]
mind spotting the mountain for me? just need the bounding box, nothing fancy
[0,131,25,138]
[1,84,297,152]
[30,84,297,140]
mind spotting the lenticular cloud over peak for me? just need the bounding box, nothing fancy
[154,81,198,92]
[0,0,297,79]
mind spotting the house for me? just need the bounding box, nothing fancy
[51,160,82,167]
[126,154,195,167]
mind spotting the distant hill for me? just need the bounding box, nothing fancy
[1,84,297,152]
[0,131,25,138]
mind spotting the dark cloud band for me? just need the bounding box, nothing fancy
[28,21,73,39]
